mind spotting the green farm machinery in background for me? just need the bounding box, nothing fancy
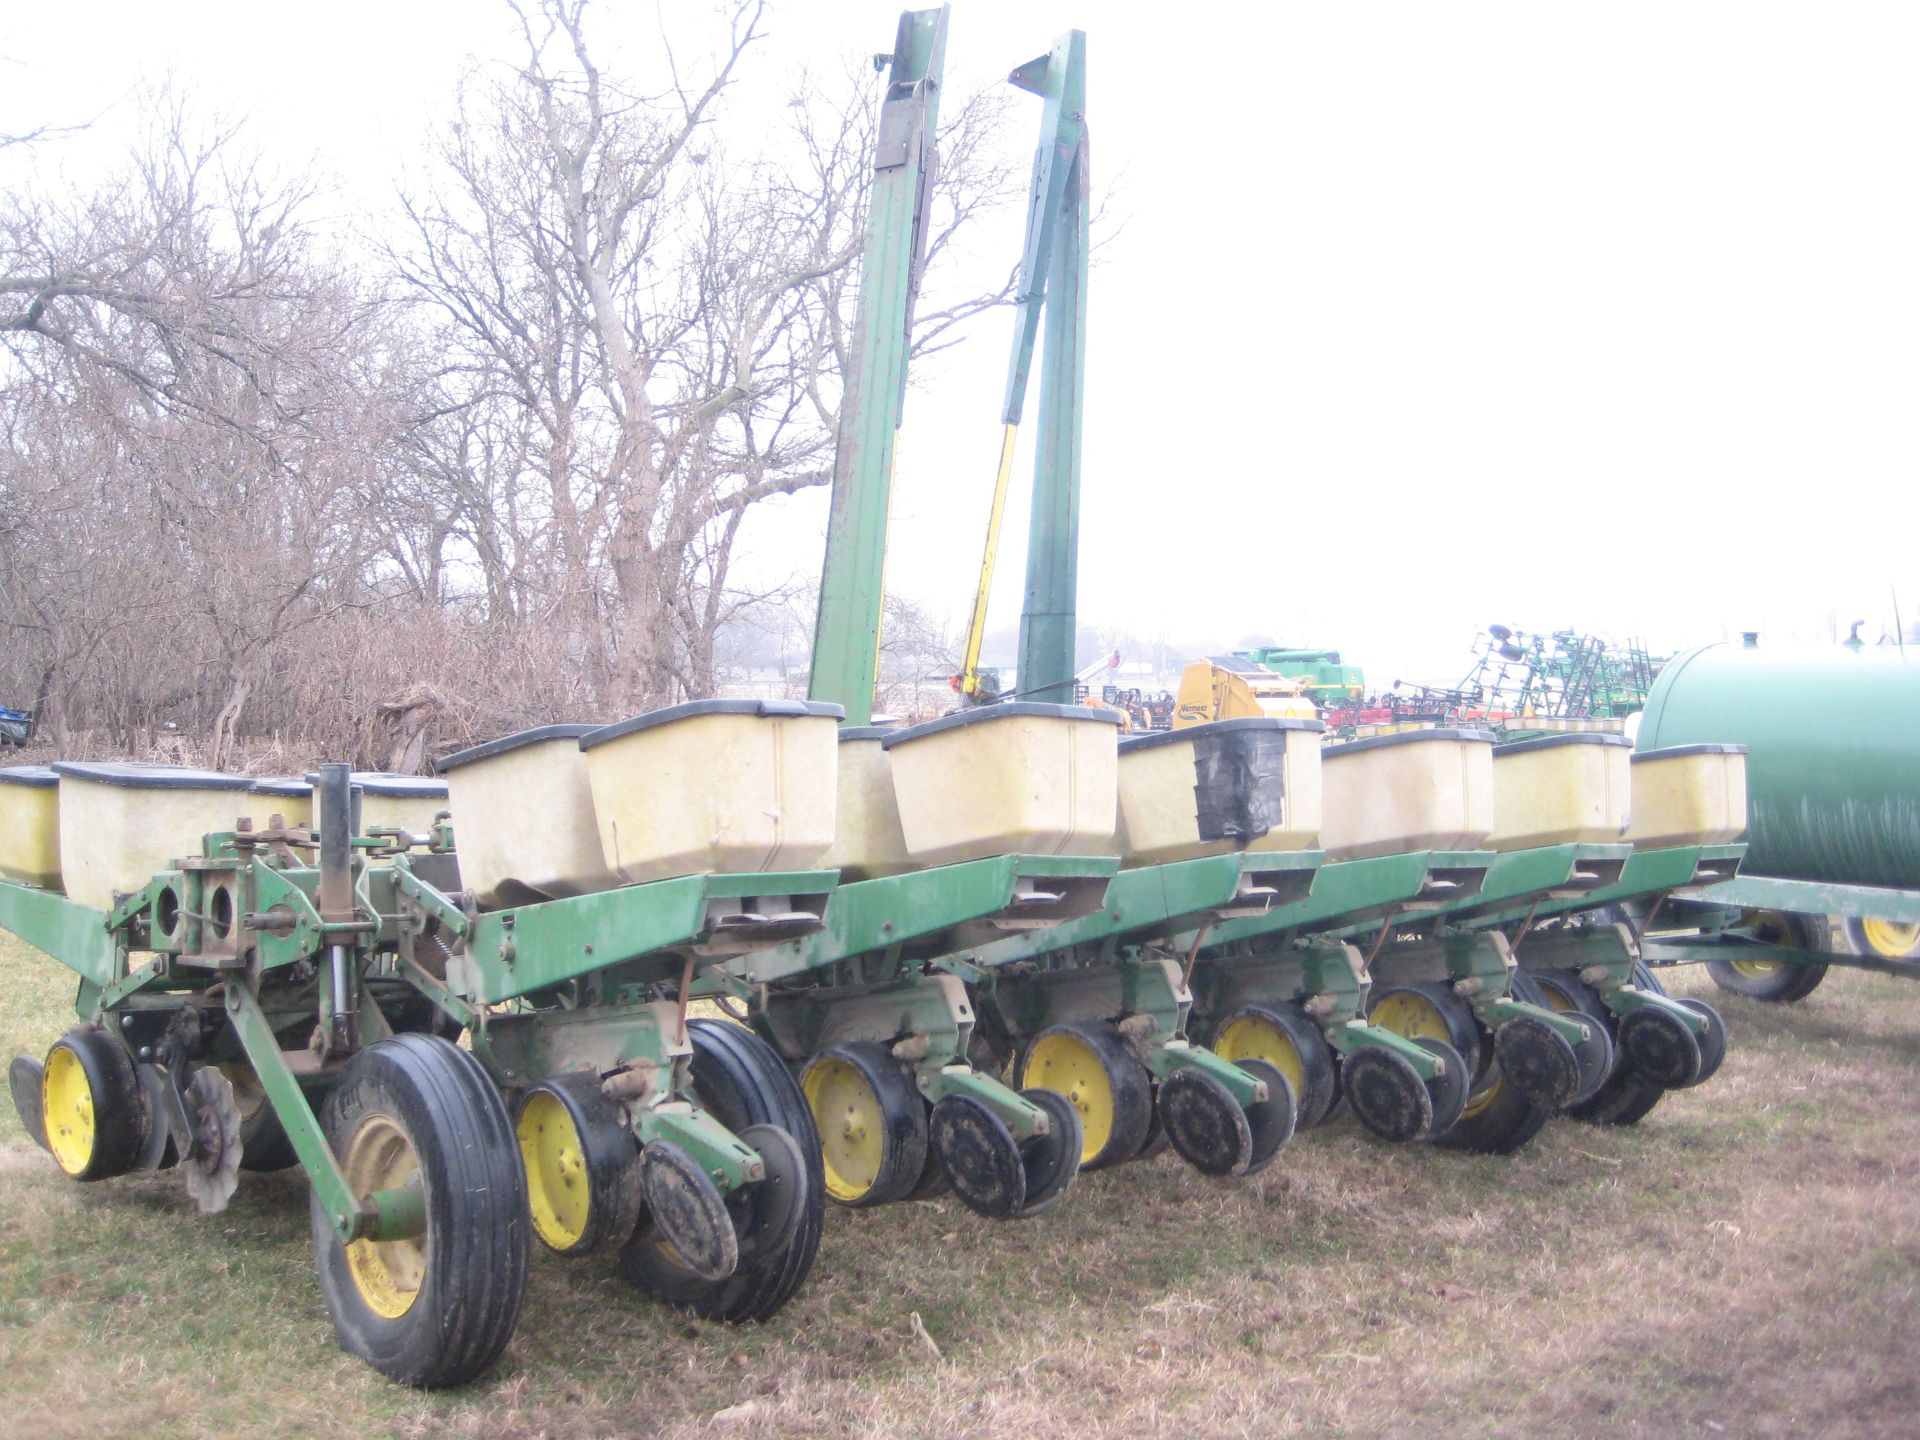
[1612,639,1920,994]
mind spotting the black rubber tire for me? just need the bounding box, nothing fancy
[1706,911,1830,1002]
[1234,1058,1297,1177]
[42,1029,145,1182]
[1567,961,1668,1127]
[1412,1037,1469,1136]
[1617,1005,1703,1089]
[1526,971,1617,1109]
[515,1072,642,1256]
[1433,1064,1552,1156]
[1342,1044,1435,1145]
[674,1018,825,1323]
[1013,1087,1081,1218]
[1018,1020,1155,1172]
[1671,999,1728,1087]
[799,1041,927,1207]
[9,1054,46,1150]
[904,1127,954,1201]
[310,1034,529,1389]
[1208,1002,1340,1131]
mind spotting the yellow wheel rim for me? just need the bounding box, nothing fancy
[1368,991,1449,1043]
[1022,1031,1114,1167]
[42,1045,96,1178]
[1728,956,1787,980]
[1861,918,1920,959]
[1214,1014,1305,1100]
[1460,1069,1503,1120]
[802,1056,886,1203]
[343,1114,425,1320]
[518,1091,591,1251]
[221,1062,268,1126]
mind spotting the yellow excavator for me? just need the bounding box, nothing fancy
[1172,654,1319,728]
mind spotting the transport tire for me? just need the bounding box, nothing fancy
[1846,916,1920,962]
[310,1035,528,1388]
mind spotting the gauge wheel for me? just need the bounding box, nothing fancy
[1018,1021,1154,1171]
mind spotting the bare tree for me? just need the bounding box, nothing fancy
[393,0,1020,711]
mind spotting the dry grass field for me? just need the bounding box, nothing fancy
[2,929,1916,1440]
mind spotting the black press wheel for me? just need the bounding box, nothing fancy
[1341,1043,1435,1145]
[648,1017,825,1324]
[1234,1058,1298,1176]
[1567,962,1669,1128]
[1526,971,1617,1109]
[1671,999,1728,1087]
[1013,1086,1082,1217]
[310,1034,529,1389]
[1411,1037,1470,1136]
[1431,971,1552,1156]
[1706,910,1830,1003]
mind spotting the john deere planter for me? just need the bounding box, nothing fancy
[3,741,837,1388]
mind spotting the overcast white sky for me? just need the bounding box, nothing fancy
[5,2,1916,688]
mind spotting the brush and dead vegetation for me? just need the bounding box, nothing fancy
[2,928,1915,1440]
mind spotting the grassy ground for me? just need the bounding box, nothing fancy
[2,932,1917,1440]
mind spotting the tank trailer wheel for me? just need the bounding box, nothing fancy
[516,1072,643,1257]
[1210,1002,1340,1130]
[799,1042,927,1207]
[41,1030,145,1182]
[1341,1044,1435,1145]
[1848,916,1920,962]
[1018,1021,1154,1171]
[1706,911,1830,1003]
[311,1034,529,1389]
